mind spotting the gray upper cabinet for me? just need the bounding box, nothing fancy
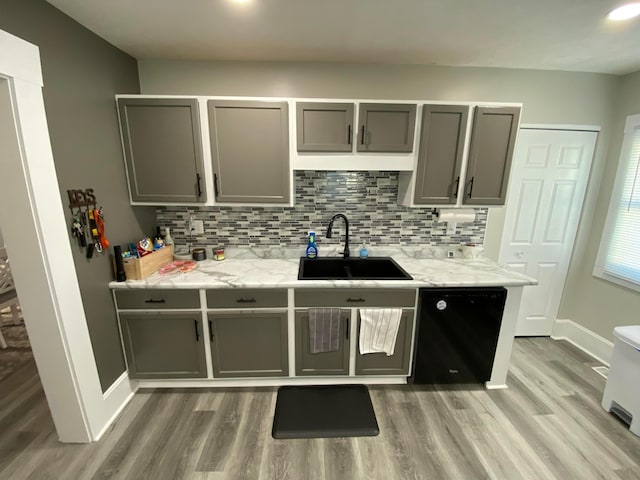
[119,312,207,379]
[208,100,290,204]
[355,309,415,375]
[117,98,206,203]
[208,311,288,378]
[413,105,469,205]
[464,106,521,205]
[296,102,354,152]
[295,310,350,376]
[357,103,417,153]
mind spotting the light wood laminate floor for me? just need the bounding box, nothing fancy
[0,338,639,479]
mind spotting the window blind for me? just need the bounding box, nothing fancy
[603,124,640,284]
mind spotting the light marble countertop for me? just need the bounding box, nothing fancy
[110,246,536,289]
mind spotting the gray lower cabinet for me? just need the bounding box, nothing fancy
[355,309,415,375]
[208,100,290,203]
[119,312,207,379]
[295,310,350,376]
[357,103,417,153]
[117,97,206,203]
[208,311,288,378]
[296,102,354,152]
[464,106,521,205]
[413,105,469,204]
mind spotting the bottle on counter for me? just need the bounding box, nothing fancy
[164,227,174,246]
[306,231,318,259]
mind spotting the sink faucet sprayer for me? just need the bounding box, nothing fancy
[326,213,350,258]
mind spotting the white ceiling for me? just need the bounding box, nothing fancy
[46,0,640,75]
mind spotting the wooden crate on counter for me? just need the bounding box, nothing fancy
[122,245,173,280]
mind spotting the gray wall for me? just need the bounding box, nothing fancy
[559,70,640,340]
[138,60,616,125]
[0,0,155,390]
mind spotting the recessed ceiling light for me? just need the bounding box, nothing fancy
[608,3,640,20]
[231,0,252,4]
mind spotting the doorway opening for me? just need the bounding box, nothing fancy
[0,236,34,381]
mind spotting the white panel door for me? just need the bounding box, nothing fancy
[499,129,597,336]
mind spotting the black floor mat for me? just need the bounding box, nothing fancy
[272,385,379,439]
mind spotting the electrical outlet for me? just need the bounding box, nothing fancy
[447,250,455,258]
[192,220,204,235]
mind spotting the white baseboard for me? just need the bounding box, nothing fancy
[136,376,407,389]
[92,371,137,441]
[551,319,613,366]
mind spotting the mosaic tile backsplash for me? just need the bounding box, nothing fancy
[156,172,487,249]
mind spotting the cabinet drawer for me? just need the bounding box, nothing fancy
[115,289,200,310]
[206,289,288,309]
[295,289,416,308]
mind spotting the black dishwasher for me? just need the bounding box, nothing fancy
[411,287,507,384]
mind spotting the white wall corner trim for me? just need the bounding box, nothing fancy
[551,319,614,366]
[0,30,42,86]
[95,372,137,441]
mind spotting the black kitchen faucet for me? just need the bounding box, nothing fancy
[326,213,350,258]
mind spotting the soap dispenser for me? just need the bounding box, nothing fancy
[306,231,318,259]
[359,243,369,258]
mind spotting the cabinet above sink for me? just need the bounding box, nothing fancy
[292,100,419,172]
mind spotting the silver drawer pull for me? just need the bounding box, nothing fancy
[346,297,366,303]
[144,299,166,304]
[236,297,257,303]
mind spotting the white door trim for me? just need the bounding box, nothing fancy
[0,28,133,442]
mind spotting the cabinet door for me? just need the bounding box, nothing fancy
[119,313,207,379]
[357,103,417,153]
[295,310,350,376]
[208,311,288,378]
[208,100,290,203]
[355,310,415,376]
[117,98,206,203]
[296,102,354,152]
[464,106,521,205]
[414,105,469,204]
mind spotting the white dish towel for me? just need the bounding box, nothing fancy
[359,308,403,356]
[309,307,342,353]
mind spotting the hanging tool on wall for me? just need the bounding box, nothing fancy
[71,213,87,247]
[85,210,96,259]
[94,207,109,250]
[86,208,103,257]
[67,187,109,261]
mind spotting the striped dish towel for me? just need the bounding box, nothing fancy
[308,307,342,353]
[359,308,403,356]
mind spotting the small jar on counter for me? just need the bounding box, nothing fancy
[213,247,225,261]
[192,248,206,261]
